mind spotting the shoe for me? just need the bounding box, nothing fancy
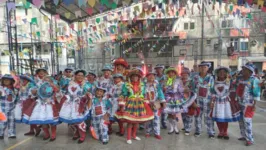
[78,139,84,144]
[194,133,201,137]
[0,136,4,139]
[209,135,215,139]
[145,134,150,138]
[115,132,124,136]
[181,128,185,131]
[238,137,246,141]
[72,136,80,140]
[168,130,174,134]
[223,136,229,140]
[108,131,113,135]
[49,138,56,142]
[139,126,144,130]
[133,136,141,141]
[184,131,190,136]
[161,125,167,129]
[43,136,50,140]
[174,127,179,134]
[245,141,254,146]
[155,135,162,140]
[24,131,35,136]
[127,140,132,144]
[8,136,16,139]
[102,141,108,145]
[35,128,41,137]
[217,135,223,139]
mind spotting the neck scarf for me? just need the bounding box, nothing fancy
[166,76,175,86]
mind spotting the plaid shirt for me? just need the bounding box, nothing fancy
[0,87,16,113]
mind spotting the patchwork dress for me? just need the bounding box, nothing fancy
[0,86,16,137]
[191,74,215,136]
[14,82,36,123]
[236,76,260,143]
[91,97,112,142]
[98,77,113,93]
[144,81,165,136]
[59,76,72,93]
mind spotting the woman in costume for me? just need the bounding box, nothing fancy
[210,66,240,140]
[115,67,154,144]
[86,71,98,94]
[113,58,129,77]
[34,68,48,86]
[108,73,125,135]
[14,75,40,136]
[90,86,112,145]
[164,67,195,135]
[144,71,166,140]
[59,69,92,144]
[0,75,17,139]
[23,76,60,141]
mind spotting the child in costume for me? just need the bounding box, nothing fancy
[14,75,40,136]
[86,71,98,94]
[23,76,60,141]
[0,75,17,139]
[59,69,92,144]
[59,67,73,93]
[98,65,113,92]
[210,66,240,140]
[108,74,125,135]
[115,68,154,144]
[164,67,194,135]
[144,71,166,140]
[90,86,112,145]
[154,64,167,129]
[236,63,260,146]
[191,61,215,138]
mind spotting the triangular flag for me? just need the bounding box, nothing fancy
[31,17,38,25]
[96,18,101,24]
[65,12,71,19]
[7,2,15,13]
[53,0,59,5]
[63,0,73,6]
[43,16,49,22]
[88,0,96,7]
[75,10,82,18]
[87,8,93,15]
[36,31,41,37]
[54,14,60,20]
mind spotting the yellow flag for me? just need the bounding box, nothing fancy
[19,52,24,58]
[43,16,48,22]
[88,0,95,7]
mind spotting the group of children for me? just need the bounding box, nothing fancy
[0,58,260,146]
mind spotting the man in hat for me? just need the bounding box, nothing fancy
[86,71,98,94]
[191,61,215,138]
[236,63,260,146]
[59,67,73,93]
[154,64,167,129]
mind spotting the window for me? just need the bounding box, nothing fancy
[190,22,195,30]
[239,38,249,51]
[206,39,211,45]
[184,23,189,30]
[240,19,250,28]
[221,19,234,29]
[228,20,234,28]
[57,23,65,36]
[230,38,238,51]
[221,20,227,28]
[183,22,195,30]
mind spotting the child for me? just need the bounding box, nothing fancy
[10,71,20,90]
[108,74,124,135]
[91,86,112,145]
[0,75,17,139]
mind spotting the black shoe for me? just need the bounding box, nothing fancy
[50,138,56,142]
[194,133,201,137]
[8,136,16,139]
[168,131,174,134]
[223,136,229,140]
[139,126,144,130]
[103,141,108,145]
[78,139,84,144]
[238,137,246,141]
[181,128,185,131]
[43,136,50,140]
[72,136,80,140]
[161,124,167,129]
[217,135,223,139]
[115,132,124,136]
[209,135,215,139]
[0,136,4,139]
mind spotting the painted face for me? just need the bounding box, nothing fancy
[199,66,208,74]
[75,72,85,82]
[130,74,139,82]
[96,89,105,97]
[3,79,12,86]
[155,68,163,75]
[147,74,155,82]
[65,70,73,78]
[167,71,176,78]
[218,69,227,80]
[114,77,122,84]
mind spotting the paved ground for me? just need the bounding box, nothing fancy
[1,105,266,150]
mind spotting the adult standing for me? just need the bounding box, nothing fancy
[191,61,215,138]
